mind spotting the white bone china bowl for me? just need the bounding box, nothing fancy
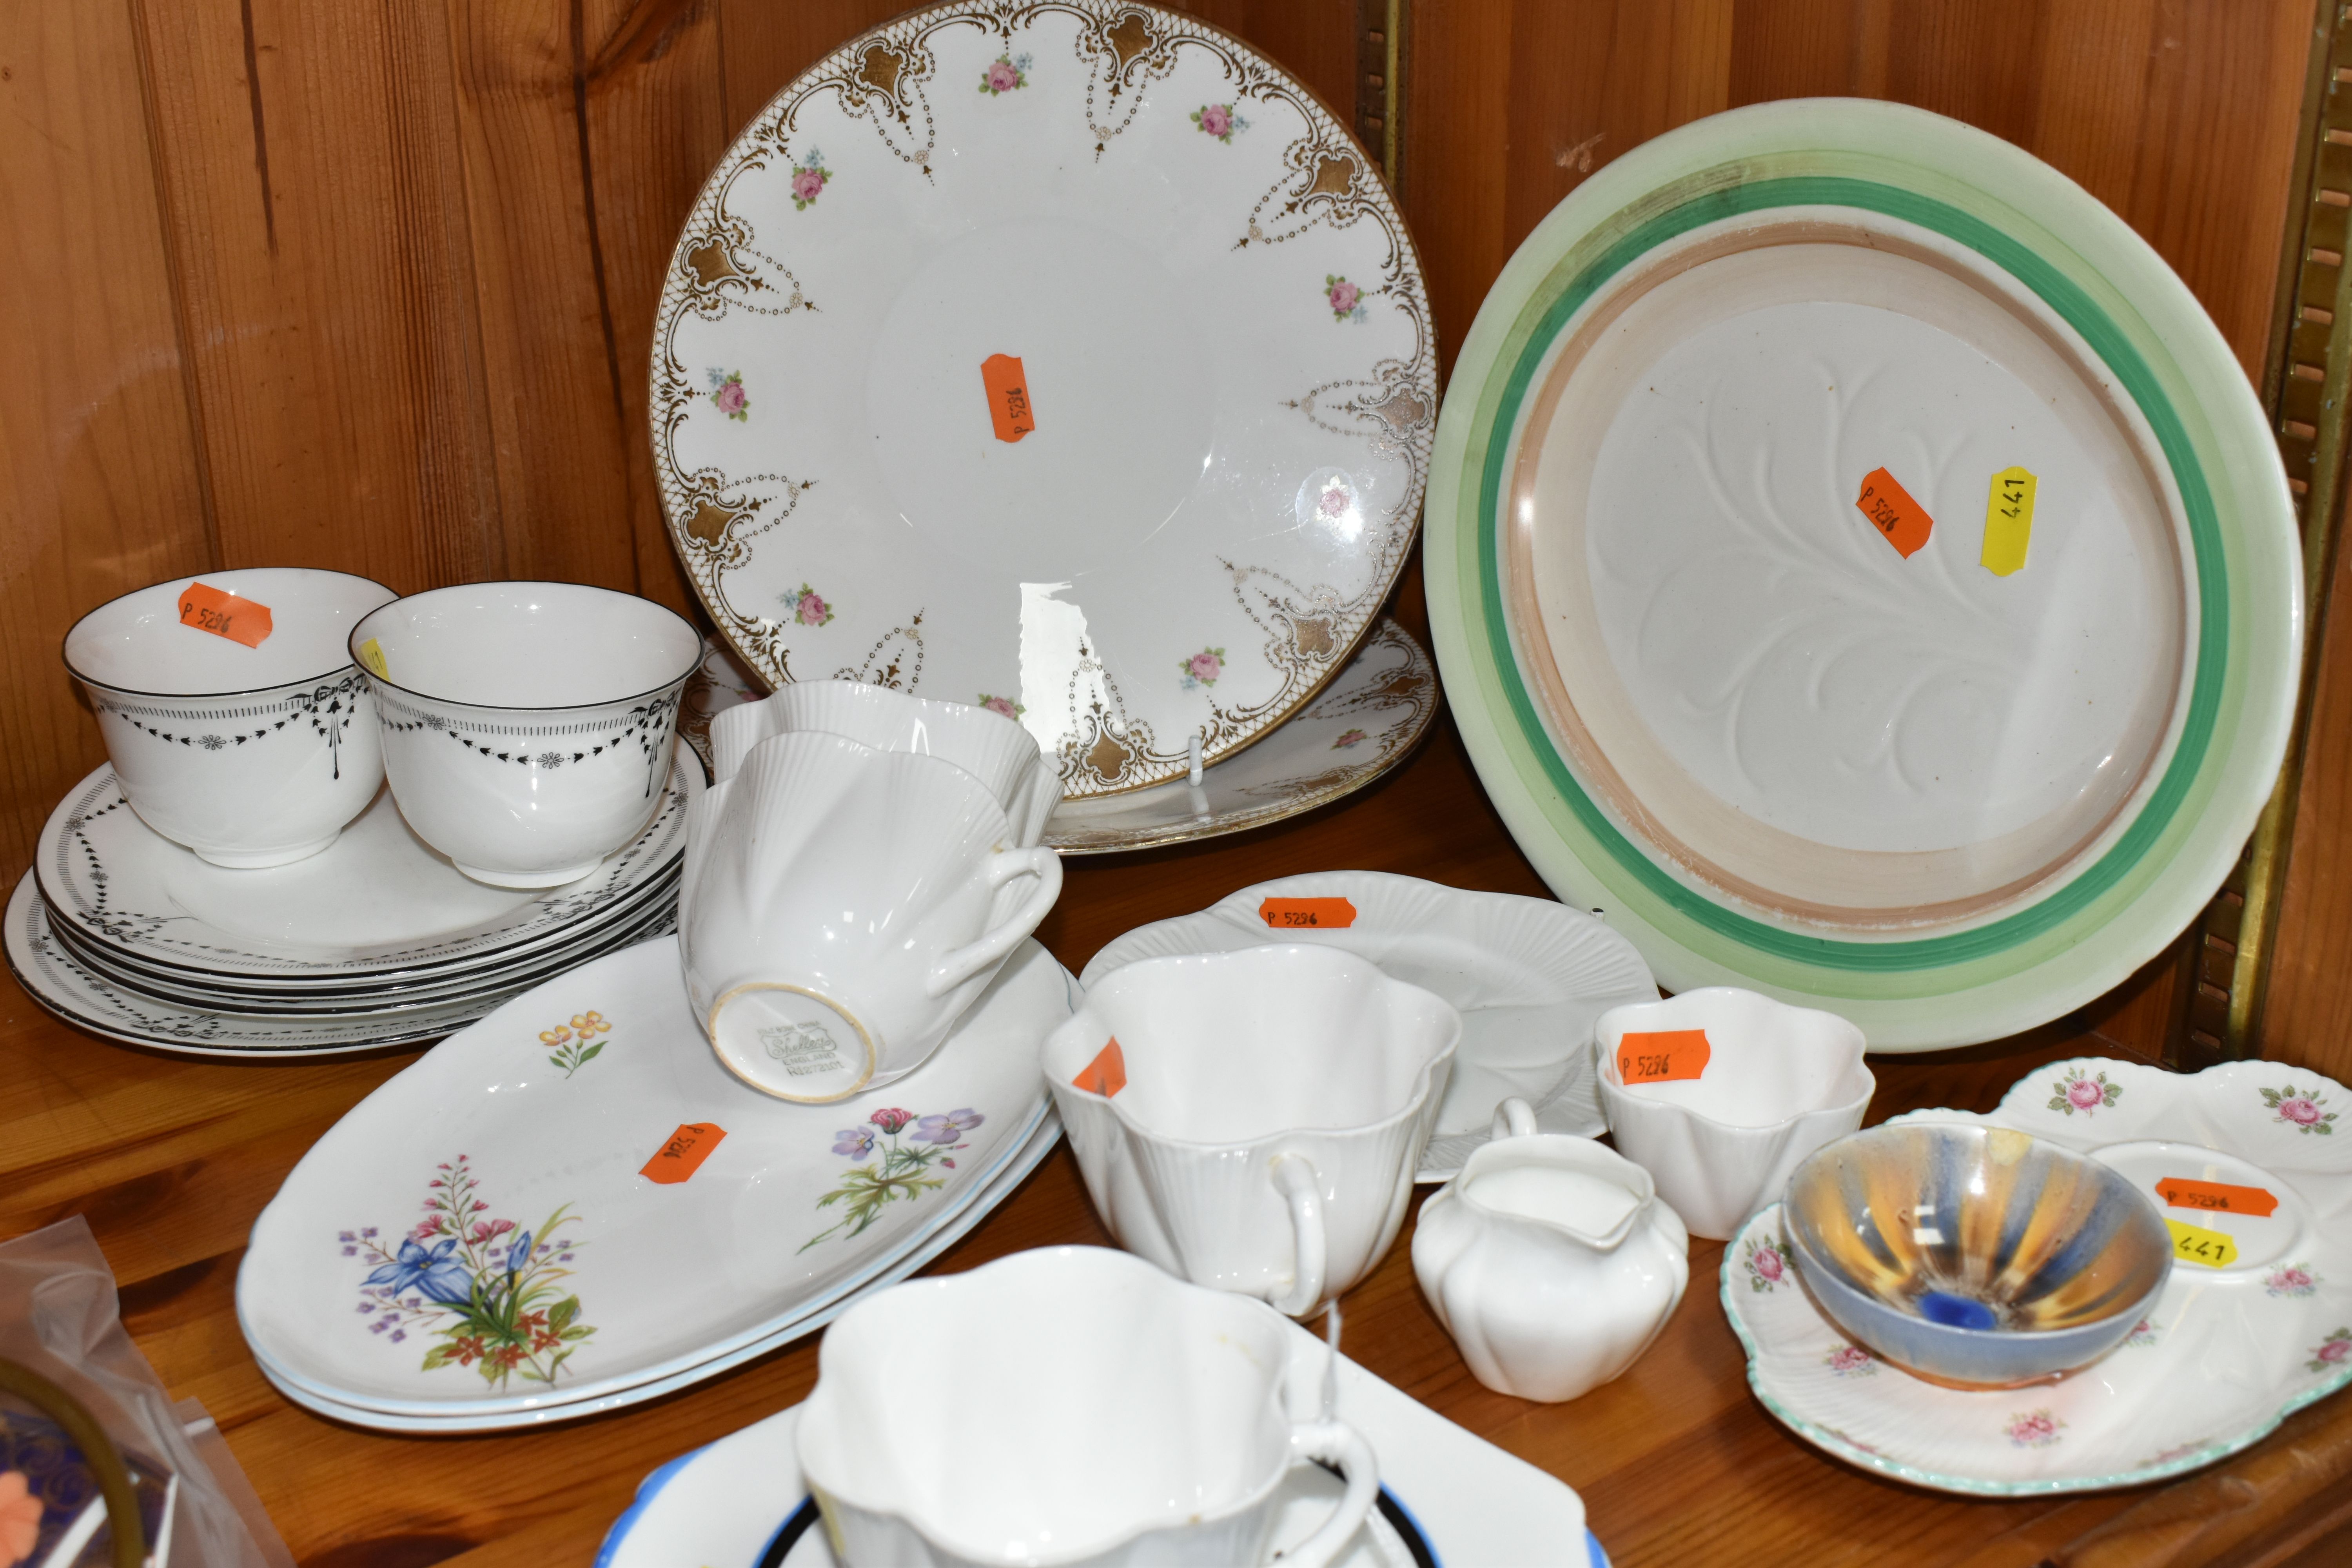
[350,582,700,888]
[65,568,396,867]
[1597,987,1873,1240]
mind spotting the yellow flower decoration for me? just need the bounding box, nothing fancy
[539,1026,573,1047]
[571,1011,611,1037]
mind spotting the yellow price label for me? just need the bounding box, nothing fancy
[1981,465,2037,576]
[357,637,389,679]
[2165,1218,2238,1269]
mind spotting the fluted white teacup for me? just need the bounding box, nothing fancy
[1043,946,1458,1315]
[65,568,396,867]
[709,678,1060,846]
[681,730,1061,1102]
[797,1246,1379,1568]
[1596,987,1873,1240]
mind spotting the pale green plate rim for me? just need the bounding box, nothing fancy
[1423,98,2301,1048]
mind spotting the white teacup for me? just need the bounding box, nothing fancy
[64,569,396,867]
[709,678,1060,846]
[349,582,701,887]
[797,1246,1379,1568]
[680,730,1062,1101]
[1042,946,1459,1315]
[1596,987,1874,1240]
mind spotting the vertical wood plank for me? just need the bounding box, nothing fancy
[0,0,215,881]
[132,0,502,591]
[578,0,730,618]
[448,0,662,596]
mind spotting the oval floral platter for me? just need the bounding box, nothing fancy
[653,0,1434,804]
[236,935,1071,1417]
[1423,99,2301,1048]
[1724,1058,2352,1494]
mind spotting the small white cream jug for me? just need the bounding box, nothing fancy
[1412,1100,1689,1402]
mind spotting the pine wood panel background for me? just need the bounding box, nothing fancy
[2,0,2341,1076]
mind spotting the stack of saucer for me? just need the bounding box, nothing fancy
[4,754,699,1058]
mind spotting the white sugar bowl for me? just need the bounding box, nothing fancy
[1412,1100,1689,1403]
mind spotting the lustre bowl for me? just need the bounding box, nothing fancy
[1782,1122,2169,1388]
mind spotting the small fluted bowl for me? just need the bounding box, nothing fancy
[1782,1123,2171,1389]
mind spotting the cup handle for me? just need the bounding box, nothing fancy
[1267,1153,1327,1318]
[1491,1096,1539,1142]
[1275,1419,1380,1568]
[923,846,1063,998]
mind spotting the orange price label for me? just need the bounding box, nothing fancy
[2155,1177,2278,1218]
[981,352,1036,443]
[641,1122,727,1185]
[1073,1037,1127,1098]
[1616,1029,1711,1085]
[176,582,274,649]
[1258,897,1357,930]
[1854,467,1934,559]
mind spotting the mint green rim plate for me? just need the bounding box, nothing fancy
[1424,99,2301,1049]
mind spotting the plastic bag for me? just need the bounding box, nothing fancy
[0,1217,290,1568]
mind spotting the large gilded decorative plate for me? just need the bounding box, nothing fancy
[1424,100,2301,1049]
[652,1,1433,801]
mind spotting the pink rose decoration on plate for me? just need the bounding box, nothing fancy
[1332,728,1368,750]
[2266,1265,2319,1298]
[1178,647,1225,689]
[1742,1236,1786,1291]
[1325,274,1365,321]
[2048,1067,2120,1116]
[789,583,834,628]
[2261,1083,2338,1134]
[2005,1409,2063,1448]
[1823,1345,1873,1377]
[979,54,1029,95]
[2312,1331,2351,1372]
[1191,102,1247,142]
[789,152,831,211]
[708,369,748,421]
[978,693,1022,720]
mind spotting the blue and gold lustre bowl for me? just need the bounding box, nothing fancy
[1781,1123,2171,1389]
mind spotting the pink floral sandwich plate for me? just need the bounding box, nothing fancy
[1422,98,2301,1048]
[652,2,1434,812]
[233,935,1072,1430]
[1083,871,1657,1179]
[1722,1059,2352,1493]
[4,755,698,1057]
[594,1320,1608,1568]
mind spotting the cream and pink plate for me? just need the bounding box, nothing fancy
[653,0,1434,807]
[1725,1058,2352,1493]
[1426,99,2301,1047]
